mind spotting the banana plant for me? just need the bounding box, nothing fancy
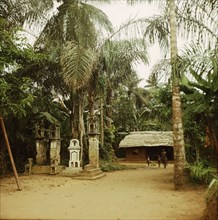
[180,46,218,155]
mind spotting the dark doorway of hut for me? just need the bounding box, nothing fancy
[145,146,174,161]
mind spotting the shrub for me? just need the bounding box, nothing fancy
[100,160,125,172]
[186,161,215,185]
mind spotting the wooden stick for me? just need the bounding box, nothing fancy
[0,113,22,191]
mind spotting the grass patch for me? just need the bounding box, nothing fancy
[100,160,125,172]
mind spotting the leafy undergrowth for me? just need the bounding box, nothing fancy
[100,160,126,172]
[186,161,216,185]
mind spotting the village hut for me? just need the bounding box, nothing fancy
[119,131,174,162]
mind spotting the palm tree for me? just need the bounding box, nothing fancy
[100,38,149,128]
[126,0,187,189]
[32,0,113,147]
[168,0,187,189]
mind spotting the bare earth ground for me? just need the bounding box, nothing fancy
[0,164,206,220]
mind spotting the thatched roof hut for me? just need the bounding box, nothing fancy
[119,131,173,148]
[119,131,174,161]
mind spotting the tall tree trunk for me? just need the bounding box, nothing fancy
[70,92,79,139]
[100,97,104,146]
[106,84,113,128]
[88,89,95,119]
[168,0,187,190]
[78,92,85,166]
[88,70,99,120]
[70,90,86,166]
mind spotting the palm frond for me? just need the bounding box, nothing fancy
[38,111,60,125]
[177,12,217,46]
[35,0,113,48]
[148,59,171,85]
[183,92,207,115]
[177,0,217,46]
[102,38,148,78]
[34,3,66,47]
[0,0,54,27]
[109,14,169,57]
[143,15,169,55]
[132,89,150,105]
[178,43,218,91]
[60,41,97,89]
[81,2,113,34]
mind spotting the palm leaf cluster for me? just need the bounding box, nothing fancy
[177,0,217,45]
[60,41,97,88]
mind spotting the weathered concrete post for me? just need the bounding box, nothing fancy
[87,116,100,169]
[31,119,65,175]
[25,158,33,174]
[35,123,47,165]
[88,132,99,168]
[49,124,61,165]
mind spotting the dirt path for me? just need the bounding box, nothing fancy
[0,164,206,220]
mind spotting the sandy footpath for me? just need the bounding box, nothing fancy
[0,164,206,220]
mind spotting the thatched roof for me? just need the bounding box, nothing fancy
[119,131,173,148]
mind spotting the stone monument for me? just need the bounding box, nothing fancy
[49,124,61,165]
[35,122,47,165]
[87,115,99,168]
[50,156,59,175]
[68,139,81,169]
[78,114,106,179]
[24,158,33,174]
[61,139,82,175]
[30,118,64,174]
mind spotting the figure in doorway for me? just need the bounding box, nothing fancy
[157,155,161,168]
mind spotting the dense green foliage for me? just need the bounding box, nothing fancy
[1,18,34,117]
[186,161,216,185]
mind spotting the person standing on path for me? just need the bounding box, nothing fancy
[161,149,168,168]
[147,155,150,167]
[157,155,161,168]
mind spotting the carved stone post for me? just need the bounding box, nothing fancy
[68,139,81,169]
[35,123,47,165]
[25,158,33,174]
[87,116,100,169]
[49,124,61,165]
